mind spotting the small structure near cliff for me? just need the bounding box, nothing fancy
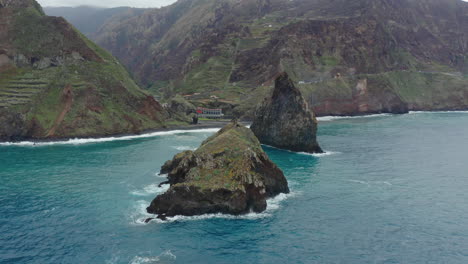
[251,72,323,153]
[146,120,289,219]
[196,107,224,119]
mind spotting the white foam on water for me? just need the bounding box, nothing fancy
[130,200,157,225]
[130,250,176,264]
[409,110,468,114]
[381,181,393,186]
[298,151,341,157]
[347,179,371,186]
[263,144,339,157]
[131,191,298,225]
[155,173,168,179]
[172,146,196,151]
[0,128,220,147]
[130,184,170,197]
[317,113,392,122]
[347,180,393,187]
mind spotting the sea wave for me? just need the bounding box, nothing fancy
[317,113,392,121]
[172,146,196,151]
[130,191,298,225]
[408,110,468,114]
[130,183,170,197]
[130,250,176,264]
[0,128,220,147]
[347,179,393,187]
[298,151,341,157]
[263,144,339,157]
[155,173,168,178]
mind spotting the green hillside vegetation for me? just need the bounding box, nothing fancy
[92,0,468,117]
[0,1,170,141]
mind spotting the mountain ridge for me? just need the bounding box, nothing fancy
[0,0,170,141]
[89,0,467,117]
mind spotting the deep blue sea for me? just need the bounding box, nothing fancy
[1,112,468,264]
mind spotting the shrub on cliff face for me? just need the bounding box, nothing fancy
[147,121,289,219]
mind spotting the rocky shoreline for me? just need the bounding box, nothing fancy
[0,120,251,143]
[3,110,468,144]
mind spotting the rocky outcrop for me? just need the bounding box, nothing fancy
[251,73,323,153]
[0,109,26,141]
[164,95,196,123]
[147,120,289,219]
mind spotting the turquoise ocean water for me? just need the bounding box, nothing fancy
[1,112,468,264]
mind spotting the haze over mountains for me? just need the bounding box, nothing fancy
[43,6,142,36]
[45,0,468,118]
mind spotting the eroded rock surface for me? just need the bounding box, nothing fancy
[147,121,289,218]
[251,73,323,153]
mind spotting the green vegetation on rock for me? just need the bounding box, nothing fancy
[147,120,289,218]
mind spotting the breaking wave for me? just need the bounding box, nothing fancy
[130,192,298,225]
[409,111,468,114]
[317,113,392,122]
[262,144,339,157]
[0,128,220,147]
[155,173,168,179]
[129,250,176,264]
[298,151,341,157]
[317,111,468,122]
[130,183,170,197]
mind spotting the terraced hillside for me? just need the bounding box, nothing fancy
[0,76,49,108]
[0,0,169,141]
[93,0,468,117]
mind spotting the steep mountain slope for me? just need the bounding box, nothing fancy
[94,0,468,117]
[43,6,142,37]
[0,0,168,141]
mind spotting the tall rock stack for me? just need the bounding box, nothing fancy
[251,72,323,153]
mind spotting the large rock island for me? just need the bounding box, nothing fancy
[147,121,289,219]
[251,73,323,153]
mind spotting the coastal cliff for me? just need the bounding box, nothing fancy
[147,121,289,219]
[251,73,323,153]
[0,0,168,141]
[91,0,467,117]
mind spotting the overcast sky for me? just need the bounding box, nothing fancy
[37,0,468,8]
[37,0,178,8]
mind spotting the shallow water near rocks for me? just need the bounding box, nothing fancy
[1,112,468,264]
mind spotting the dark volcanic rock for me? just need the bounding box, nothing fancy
[251,73,323,153]
[147,120,289,218]
[0,109,26,141]
[165,95,196,123]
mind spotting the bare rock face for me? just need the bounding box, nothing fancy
[0,109,26,141]
[251,72,323,153]
[164,95,196,123]
[147,121,289,219]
